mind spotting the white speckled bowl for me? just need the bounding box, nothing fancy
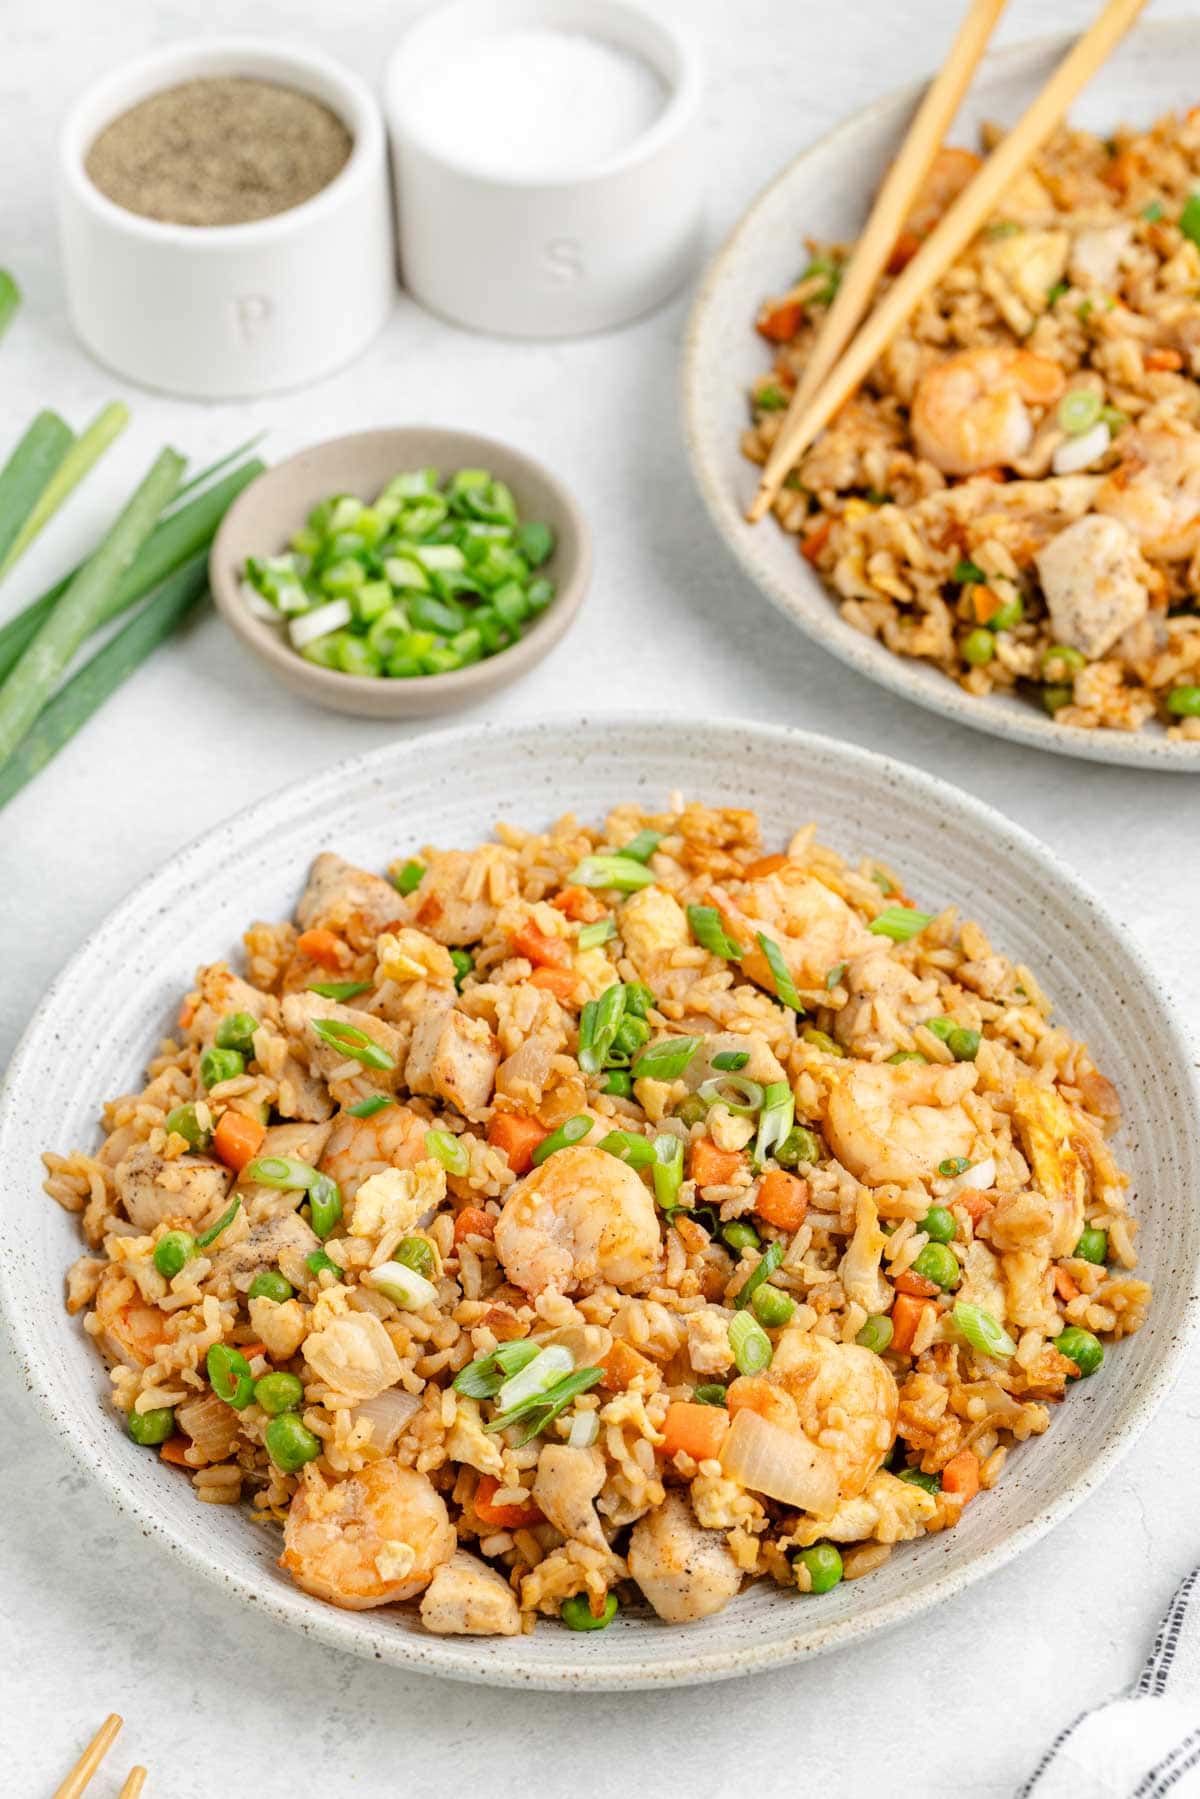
[683,19,1200,771]
[2,717,1197,1688]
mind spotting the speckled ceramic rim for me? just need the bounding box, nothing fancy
[682,19,1200,772]
[3,715,1198,1689]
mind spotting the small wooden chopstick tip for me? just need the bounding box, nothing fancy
[117,1767,148,1798]
[53,1713,123,1799]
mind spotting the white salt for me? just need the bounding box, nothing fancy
[405,28,667,178]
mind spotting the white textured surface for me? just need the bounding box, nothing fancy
[2,0,1197,1791]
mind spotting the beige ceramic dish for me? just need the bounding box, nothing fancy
[209,426,591,717]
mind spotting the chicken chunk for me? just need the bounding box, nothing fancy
[532,1445,607,1552]
[405,1003,499,1122]
[113,1143,232,1233]
[281,990,403,1093]
[296,851,407,950]
[410,849,498,947]
[1034,514,1149,660]
[1068,222,1132,291]
[249,1118,334,1170]
[419,1552,521,1637]
[619,885,690,973]
[185,962,278,1047]
[208,1210,320,1293]
[627,1490,742,1623]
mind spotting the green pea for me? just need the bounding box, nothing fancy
[962,628,995,667]
[802,1027,843,1056]
[450,949,473,990]
[856,1314,894,1354]
[1057,1326,1104,1377]
[128,1405,175,1446]
[164,1103,210,1150]
[1041,643,1086,679]
[751,1284,796,1329]
[254,1372,305,1417]
[153,1231,195,1281]
[265,1413,322,1473]
[1166,685,1200,717]
[395,1236,435,1280]
[947,1026,981,1063]
[722,1221,761,1253]
[920,1207,957,1245]
[306,1249,343,1282]
[200,1046,245,1089]
[911,1242,961,1290]
[215,1011,258,1055]
[1073,1227,1109,1265]
[675,1094,708,1129]
[561,1592,619,1631]
[247,1268,294,1304]
[775,1125,820,1168]
[602,1070,633,1098]
[1043,683,1074,715]
[898,1467,941,1495]
[796,1543,843,1594]
[987,594,1024,631]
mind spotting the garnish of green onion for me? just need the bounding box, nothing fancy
[652,1133,684,1211]
[567,854,655,892]
[577,983,626,1074]
[196,1196,241,1249]
[577,917,616,951]
[698,1074,764,1116]
[729,1311,773,1377]
[347,1094,393,1119]
[450,949,473,990]
[596,1130,656,1169]
[733,1240,785,1311]
[687,904,742,960]
[425,1127,469,1176]
[245,1155,320,1190]
[485,1366,604,1446]
[869,906,933,943]
[531,1114,592,1164]
[632,1036,702,1082]
[393,859,425,895]
[754,1080,795,1167]
[307,1172,343,1240]
[1181,193,1200,248]
[311,1017,396,1070]
[454,1339,541,1399]
[953,1301,1017,1360]
[951,559,986,586]
[711,1049,750,1072]
[756,933,804,1011]
[307,979,372,1001]
[825,962,846,991]
[620,829,664,863]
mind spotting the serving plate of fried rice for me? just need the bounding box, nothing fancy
[684,19,1200,769]
[1,716,1197,1688]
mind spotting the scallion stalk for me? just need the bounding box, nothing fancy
[0,411,74,571]
[0,402,129,579]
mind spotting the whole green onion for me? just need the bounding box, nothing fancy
[687,904,742,960]
[425,1127,469,1176]
[0,270,19,344]
[311,1018,395,1070]
[756,933,803,1011]
[0,411,73,572]
[869,907,933,943]
[567,854,655,892]
[531,1115,592,1165]
[652,1133,684,1210]
[632,1036,702,1082]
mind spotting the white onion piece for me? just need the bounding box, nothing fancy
[497,1344,574,1412]
[567,1410,599,1449]
[718,1409,839,1516]
[948,1155,995,1197]
[364,1260,438,1310]
[1052,420,1110,475]
[240,581,280,623]
[289,598,351,649]
[353,1387,420,1450]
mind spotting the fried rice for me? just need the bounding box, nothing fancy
[45,802,1149,1635]
[743,109,1200,736]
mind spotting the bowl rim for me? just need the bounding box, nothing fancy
[3,712,1198,1688]
[59,36,386,249]
[209,425,592,707]
[680,17,1200,773]
[384,0,704,192]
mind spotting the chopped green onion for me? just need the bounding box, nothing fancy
[711,1049,750,1072]
[393,859,425,894]
[722,1220,760,1253]
[578,983,626,1074]
[623,983,655,1018]
[207,1342,255,1409]
[311,1018,396,1071]
[898,1467,941,1495]
[364,1257,436,1310]
[450,949,474,989]
[729,1311,773,1377]
[347,1094,393,1119]
[1058,389,1102,436]
[652,1133,685,1211]
[825,963,846,990]
[307,980,372,1001]
[395,1236,436,1280]
[733,1240,784,1311]
[693,1384,727,1407]
[1181,193,1200,247]
[869,906,932,942]
[697,1074,764,1116]
[567,854,655,892]
[775,1124,819,1168]
[754,1080,795,1167]
[1142,200,1164,222]
[802,1028,842,1057]
[856,1314,893,1354]
[196,1196,240,1249]
[578,917,616,951]
[531,1115,592,1165]
[938,1156,971,1178]
[425,1128,469,1176]
[454,1339,541,1400]
[620,829,664,863]
[596,1130,656,1169]
[1045,280,1070,306]
[756,933,804,1011]
[632,1036,702,1082]
[952,559,986,585]
[306,1249,343,1282]
[245,1156,320,1191]
[687,904,742,960]
[486,1366,604,1446]
[307,1173,343,1240]
[953,1301,1017,1360]
[602,1069,633,1098]
[754,385,789,412]
[610,1014,651,1061]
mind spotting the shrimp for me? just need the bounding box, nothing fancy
[1093,424,1200,549]
[93,1266,169,1368]
[824,1059,977,1185]
[281,1460,455,1610]
[319,1102,430,1202]
[627,1490,743,1623]
[493,1145,661,1297]
[710,869,872,999]
[911,346,1066,476]
[766,1329,898,1499]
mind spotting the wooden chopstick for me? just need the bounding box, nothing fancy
[53,1714,123,1799]
[748,0,1009,522]
[117,1768,148,1798]
[749,0,1149,507]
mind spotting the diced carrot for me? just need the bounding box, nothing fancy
[1145,347,1184,372]
[487,1112,550,1175]
[660,1401,730,1462]
[894,1269,940,1299]
[213,1109,266,1173]
[1104,149,1138,192]
[295,927,348,969]
[957,1189,995,1225]
[600,1340,658,1391]
[801,517,833,564]
[941,1448,981,1503]
[689,1138,745,1187]
[177,995,197,1030]
[754,1169,809,1233]
[771,360,797,392]
[473,1474,544,1530]
[891,1293,934,1356]
[972,466,1007,484]
[971,584,997,623]
[529,966,579,1001]
[744,852,789,880]
[159,1436,192,1466]
[552,885,604,923]
[512,923,571,968]
[757,299,803,343]
[240,1343,269,1362]
[1054,1266,1081,1303]
[887,229,922,274]
[454,1206,495,1245]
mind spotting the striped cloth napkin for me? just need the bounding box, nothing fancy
[1020,1568,1200,1797]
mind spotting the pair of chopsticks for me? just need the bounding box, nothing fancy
[747,0,1150,523]
[54,1715,145,1798]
